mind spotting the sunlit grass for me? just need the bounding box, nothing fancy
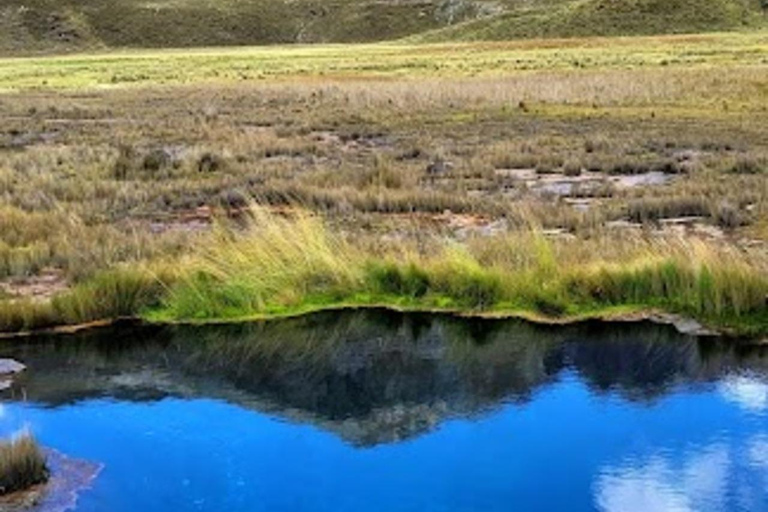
[159,206,768,333]
[0,31,766,92]
[1,206,765,335]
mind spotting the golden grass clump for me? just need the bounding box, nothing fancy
[0,433,49,496]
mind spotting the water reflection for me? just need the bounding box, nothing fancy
[595,443,732,512]
[2,310,766,446]
[595,431,768,512]
[1,310,767,512]
[719,374,768,412]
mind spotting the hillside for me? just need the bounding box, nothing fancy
[0,0,766,54]
[416,0,767,42]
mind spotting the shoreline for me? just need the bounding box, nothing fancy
[1,302,764,344]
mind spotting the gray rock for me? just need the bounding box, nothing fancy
[0,358,26,376]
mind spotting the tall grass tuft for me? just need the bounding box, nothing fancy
[0,433,49,495]
[164,208,362,318]
[0,300,58,333]
[52,267,167,325]
[0,266,173,333]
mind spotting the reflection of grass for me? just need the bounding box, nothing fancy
[158,206,768,335]
[0,433,49,496]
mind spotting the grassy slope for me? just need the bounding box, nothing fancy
[417,0,766,42]
[0,0,765,55]
[0,0,480,54]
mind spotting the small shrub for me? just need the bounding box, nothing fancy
[627,197,710,223]
[563,160,582,177]
[142,148,173,173]
[197,152,226,173]
[713,202,748,229]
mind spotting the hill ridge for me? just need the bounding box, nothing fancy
[0,0,765,55]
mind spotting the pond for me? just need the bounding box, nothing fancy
[1,310,767,512]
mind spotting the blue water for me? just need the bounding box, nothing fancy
[1,312,766,512]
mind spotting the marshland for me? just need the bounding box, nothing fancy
[0,32,766,336]
[0,2,767,509]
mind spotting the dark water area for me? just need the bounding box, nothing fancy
[1,310,767,512]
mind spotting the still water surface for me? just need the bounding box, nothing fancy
[1,311,767,512]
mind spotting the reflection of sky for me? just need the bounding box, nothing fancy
[718,374,768,413]
[595,435,768,512]
[594,444,730,512]
[2,371,767,512]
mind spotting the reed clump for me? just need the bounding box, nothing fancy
[0,434,49,496]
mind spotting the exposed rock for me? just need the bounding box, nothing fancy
[0,359,25,376]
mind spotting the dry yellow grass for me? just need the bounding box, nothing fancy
[0,433,48,495]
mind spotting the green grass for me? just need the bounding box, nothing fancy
[2,207,766,336]
[0,433,48,496]
[417,0,766,42]
[0,267,168,333]
[2,30,767,91]
[155,207,768,335]
[0,30,766,338]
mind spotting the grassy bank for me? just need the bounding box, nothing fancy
[156,208,768,335]
[0,434,48,495]
[2,207,765,336]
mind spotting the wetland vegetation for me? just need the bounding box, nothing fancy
[0,26,766,337]
[0,3,767,509]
